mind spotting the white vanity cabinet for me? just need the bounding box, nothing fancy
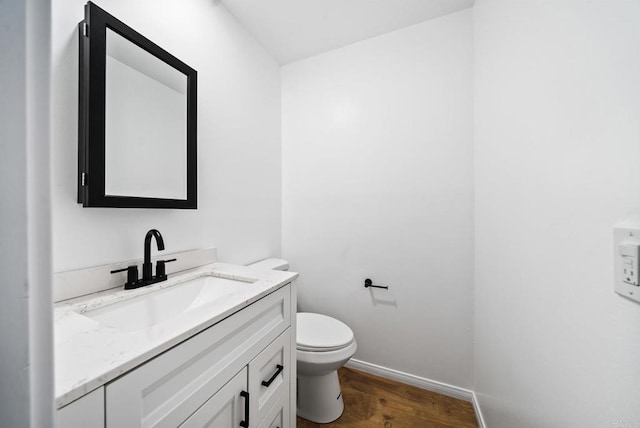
[57,283,295,428]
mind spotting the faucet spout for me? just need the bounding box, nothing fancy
[143,229,164,280]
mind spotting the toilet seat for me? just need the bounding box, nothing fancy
[297,340,357,366]
[297,313,354,352]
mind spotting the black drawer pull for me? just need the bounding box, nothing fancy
[240,391,249,427]
[261,364,284,387]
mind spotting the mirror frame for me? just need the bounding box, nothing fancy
[78,2,197,209]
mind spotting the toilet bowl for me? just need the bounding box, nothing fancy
[247,258,357,423]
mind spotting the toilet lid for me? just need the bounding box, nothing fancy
[296,313,354,352]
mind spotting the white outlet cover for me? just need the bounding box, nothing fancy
[614,226,640,304]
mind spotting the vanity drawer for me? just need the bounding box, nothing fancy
[257,390,290,428]
[249,328,291,427]
[105,285,290,428]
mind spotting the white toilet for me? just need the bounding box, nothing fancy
[248,258,357,423]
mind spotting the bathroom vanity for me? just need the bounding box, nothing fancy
[54,253,297,428]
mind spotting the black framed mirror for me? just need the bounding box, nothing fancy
[78,2,197,209]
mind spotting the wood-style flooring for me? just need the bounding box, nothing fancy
[296,368,478,428]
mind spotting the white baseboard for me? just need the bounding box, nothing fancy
[344,359,486,428]
[345,359,472,401]
[471,391,487,428]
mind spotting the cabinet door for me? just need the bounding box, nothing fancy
[179,368,247,428]
[249,329,291,427]
[106,286,290,427]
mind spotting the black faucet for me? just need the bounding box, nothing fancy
[143,229,165,281]
[110,229,176,290]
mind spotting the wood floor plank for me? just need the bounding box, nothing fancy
[296,368,478,428]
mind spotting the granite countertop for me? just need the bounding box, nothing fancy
[54,263,297,409]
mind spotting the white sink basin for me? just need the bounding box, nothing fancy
[83,275,255,332]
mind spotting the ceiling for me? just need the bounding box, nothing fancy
[221,0,474,65]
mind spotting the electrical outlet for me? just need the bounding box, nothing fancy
[614,227,640,304]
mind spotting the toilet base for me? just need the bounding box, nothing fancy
[297,370,344,423]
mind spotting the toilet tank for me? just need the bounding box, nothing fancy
[247,258,289,271]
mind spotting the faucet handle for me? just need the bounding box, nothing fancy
[156,258,177,277]
[110,265,139,289]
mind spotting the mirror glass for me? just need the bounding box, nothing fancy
[105,29,187,199]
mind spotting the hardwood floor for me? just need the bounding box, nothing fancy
[296,368,478,428]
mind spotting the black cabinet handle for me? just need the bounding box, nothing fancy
[261,364,284,387]
[239,391,249,427]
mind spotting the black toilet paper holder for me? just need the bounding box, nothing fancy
[364,278,389,290]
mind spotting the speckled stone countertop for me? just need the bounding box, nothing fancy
[54,263,297,409]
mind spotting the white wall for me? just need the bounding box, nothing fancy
[1,0,53,425]
[474,0,640,426]
[51,0,282,273]
[282,10,474,388]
